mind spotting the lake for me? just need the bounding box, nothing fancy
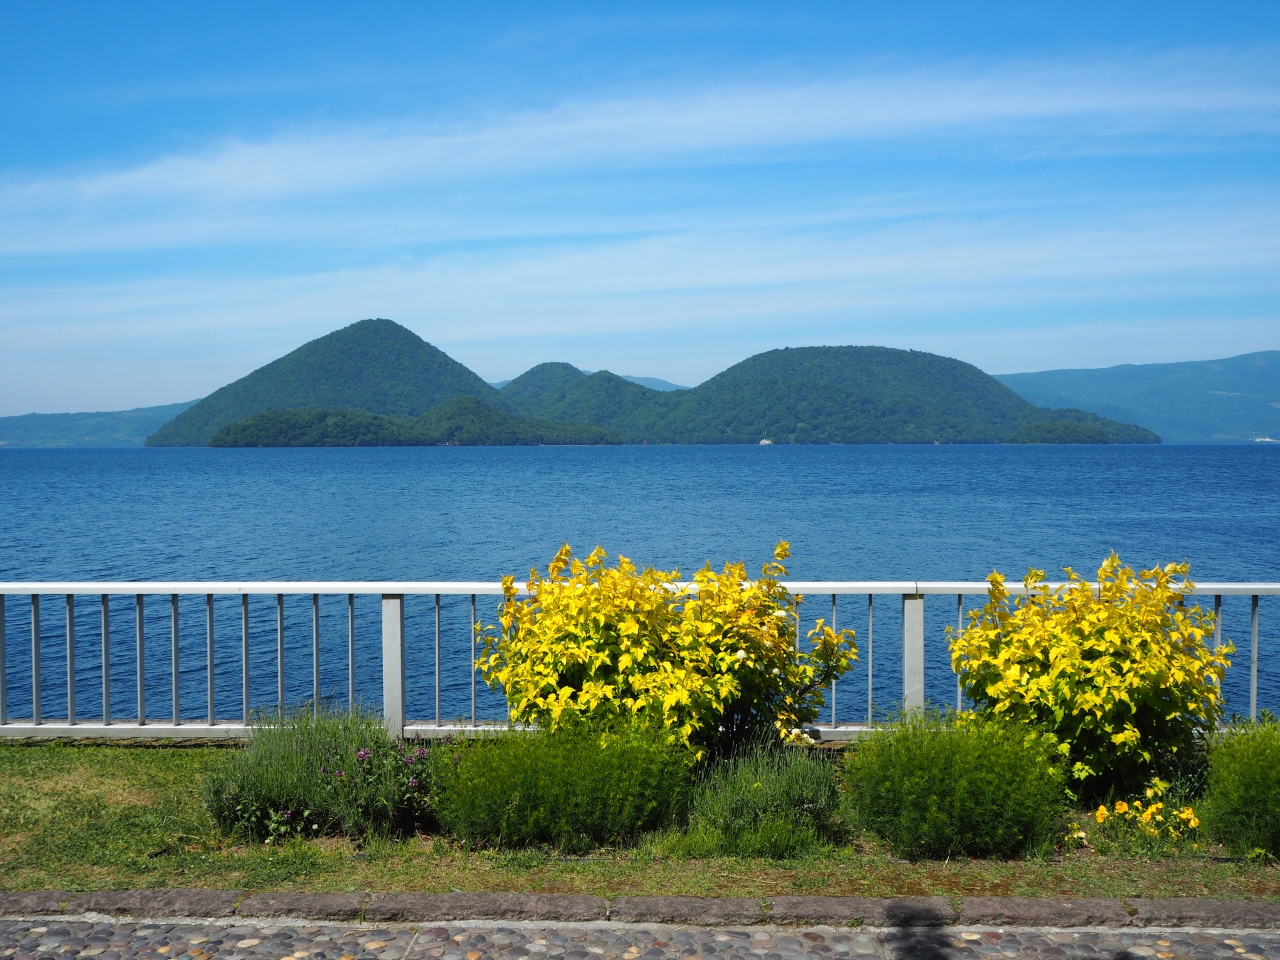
[1,444,1277,724]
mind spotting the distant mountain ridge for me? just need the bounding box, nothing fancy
[144,319,1158,446]
[0,401,197,448]
[997,351,1280,443]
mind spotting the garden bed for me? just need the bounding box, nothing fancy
[1,743,1277,901]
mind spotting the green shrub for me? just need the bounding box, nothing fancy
[841,712,1067,860]
[1201,722,1280,857]
[433,725,692,853]
[203,706,437,842]
[657,745,842,859]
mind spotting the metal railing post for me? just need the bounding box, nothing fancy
[136,595,144,724]
[470,594,477,727]
[276,594,284,711]
[956,593,964,712]
[101,595,110,725]
[312,594,320,716]
[381,594,405,738]
[241,595,249,723]
[207,594,215,725]
[31,595,41,725]
[171,594,179,724]
[434,593,441,726]
[902,593,925,710]
[1251,594,1260,721]
[347,594,355,711]
[866,594,873,727]
[66,595,76,725]
[830,593,837,727]
[0,594,6,725]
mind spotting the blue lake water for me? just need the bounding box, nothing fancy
[0,445,1277,725]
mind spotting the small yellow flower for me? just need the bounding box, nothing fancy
[1114,801,1129,814]
[1095,805,1109,823]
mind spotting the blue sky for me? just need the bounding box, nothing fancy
[2,2,1279,415]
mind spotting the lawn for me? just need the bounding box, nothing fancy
[1,742,1277,900]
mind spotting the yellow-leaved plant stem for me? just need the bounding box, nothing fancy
[477,542,858,755]
[948,553,1232,790]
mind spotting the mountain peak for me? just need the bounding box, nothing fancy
[147,318,495,445]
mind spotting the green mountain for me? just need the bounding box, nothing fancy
[494,362,588,410]
[209,396,616,447]
[142,320,1158,446]
[0,401,197,448]
[147,319,497,446]
[997,352,1280,443]
[503,346,1158,444]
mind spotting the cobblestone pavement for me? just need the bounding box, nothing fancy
[2,921,1279,960]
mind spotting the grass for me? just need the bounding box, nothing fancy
[1,742,1279,899]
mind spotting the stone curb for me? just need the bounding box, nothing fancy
[3,891,1280,928]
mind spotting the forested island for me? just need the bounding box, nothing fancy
[147,319,1160,447]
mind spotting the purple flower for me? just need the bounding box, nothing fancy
[403,755,415,764]
[407,777,418,787]
[356,748,371,761]
[335,770,345,779]
[415,747,429,758]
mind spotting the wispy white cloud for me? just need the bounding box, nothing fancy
[2,48,1278,224]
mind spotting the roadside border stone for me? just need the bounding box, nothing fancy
[1128,898,1280,928]
[65,889,243,917]
[769,896,955,926]
[609,896,765,924]
[959,897,1132,927]
[365,892,608,922]
[0,891,70,916]
[236,891,367,920]
[8,888,1280,927]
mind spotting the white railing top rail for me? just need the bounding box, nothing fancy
[0,580,1277,596]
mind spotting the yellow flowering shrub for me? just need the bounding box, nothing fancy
[949,553,1231,788]
[1087,778,1201,855]
[477,542,857,753]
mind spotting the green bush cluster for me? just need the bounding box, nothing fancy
[841,713,1067,859]
[1201,721,1280,857]
[203,706,438,842]
[656,745,841,859]
[433,725,693,853]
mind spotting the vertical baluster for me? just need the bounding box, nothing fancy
[136,595,145,725]
[1214,595,1223,700]
[866,594,873,728]
[276,594,284,712]
[32,595,41,725]
[66,595,76,725]
[171,594,179,725]
[207,594,215,725]
[0,594,6,725]
[830,594,837,727]
[241,595,249,724]
[101,595,110,725]
[956,593,964,712]
[434,594,441,727]
[1251,594,1260,721]
[470,594,477,727]
[312,594,320,716]
[348,594,355,712]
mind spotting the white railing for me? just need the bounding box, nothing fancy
[0,581,1274,740]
